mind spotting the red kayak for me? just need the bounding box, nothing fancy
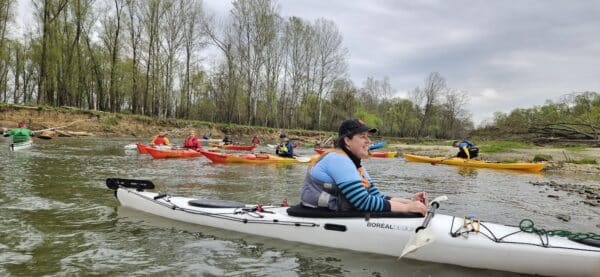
[146,147,203,159]
[200,150,312,164]
[208,143,257,151]
[314,149,398,158]
[136,143,151,154]
[136,143,174,154]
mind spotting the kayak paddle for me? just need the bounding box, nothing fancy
[399,195,448,258]
[106,178,155,190]
[431,156,453,165]
[294,156,312,163]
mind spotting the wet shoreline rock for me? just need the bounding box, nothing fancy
[529,181,600,207]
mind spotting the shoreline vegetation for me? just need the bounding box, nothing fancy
[1,104,598,176]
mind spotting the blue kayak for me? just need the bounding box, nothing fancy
[369,140,385,150]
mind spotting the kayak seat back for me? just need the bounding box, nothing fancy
[189,199,245,208]
[286,205,423,218]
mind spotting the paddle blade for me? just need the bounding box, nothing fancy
[399,228,436,258]
[295,156,312,163]
[106,178,155,190]
[429,195,448,206]
[34,135,52,140]
[123,144,137,150]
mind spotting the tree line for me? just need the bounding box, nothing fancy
[476,91,600,143]
[0,0,473,138]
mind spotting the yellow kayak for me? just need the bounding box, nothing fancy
[403,154,545,172]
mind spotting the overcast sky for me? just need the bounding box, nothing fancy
[15,0,600,125]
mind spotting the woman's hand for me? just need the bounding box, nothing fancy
[390,200,427,216]
[412,192,428,206]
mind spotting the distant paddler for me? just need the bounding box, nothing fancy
[150,131,171,147]
[3,122,34,144]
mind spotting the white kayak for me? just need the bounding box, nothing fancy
[10,140,33,151]
[106,179,600,276]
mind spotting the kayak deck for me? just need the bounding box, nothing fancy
[200,150,312,164]
[145,147,202,159]
[403,154,545,172]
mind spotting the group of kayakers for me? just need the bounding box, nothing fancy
[3,118,479,217]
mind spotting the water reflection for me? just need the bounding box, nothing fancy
[457,166,478,177]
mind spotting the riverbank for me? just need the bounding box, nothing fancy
[0,103,334,144]
[1,103,598,174]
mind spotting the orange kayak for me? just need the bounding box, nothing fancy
[208,143,257,151]
[314,149,398,158]
[200,150,314,164]
[146,147,203,159]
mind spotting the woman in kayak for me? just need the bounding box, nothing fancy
[183,131,202,150]
[151,131,170,146]
[300,119,428,215]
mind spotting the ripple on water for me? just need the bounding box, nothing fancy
[0,217,44,253]
[7,196,74,211]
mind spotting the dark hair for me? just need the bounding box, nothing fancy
[334,133,357,149]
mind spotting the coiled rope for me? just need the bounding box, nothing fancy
[519,219,600,240]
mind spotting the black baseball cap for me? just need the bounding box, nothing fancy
[338,119,377,137]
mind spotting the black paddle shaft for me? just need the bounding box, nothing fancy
[415,201,441,233]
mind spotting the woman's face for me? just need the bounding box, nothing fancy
[343,131,372,159]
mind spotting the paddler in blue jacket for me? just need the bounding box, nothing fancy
[300,119,428,215]
[275,134,294,158]
[452,140,479,159]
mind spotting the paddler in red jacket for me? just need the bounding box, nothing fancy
[151,131,170,146]
[183,131,202,150]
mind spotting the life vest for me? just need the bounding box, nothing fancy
[280,143,289,153]
[11,128,32,143]
[300,149,372,211]
[152,136,168,145]
[458,140,479,158]
[184,136,198,148]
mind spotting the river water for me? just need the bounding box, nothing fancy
[1,137,598,276]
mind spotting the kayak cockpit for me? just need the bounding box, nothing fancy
[286,205,423,218]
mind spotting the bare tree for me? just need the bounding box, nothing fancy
[179,0,206,118]
[125,0,143,114]
[312,18,347,129]
[0,0,13,102]
[201,7,240,123]
[441,89,469,138]
[413,72,446,138]
[100,0,125,112]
